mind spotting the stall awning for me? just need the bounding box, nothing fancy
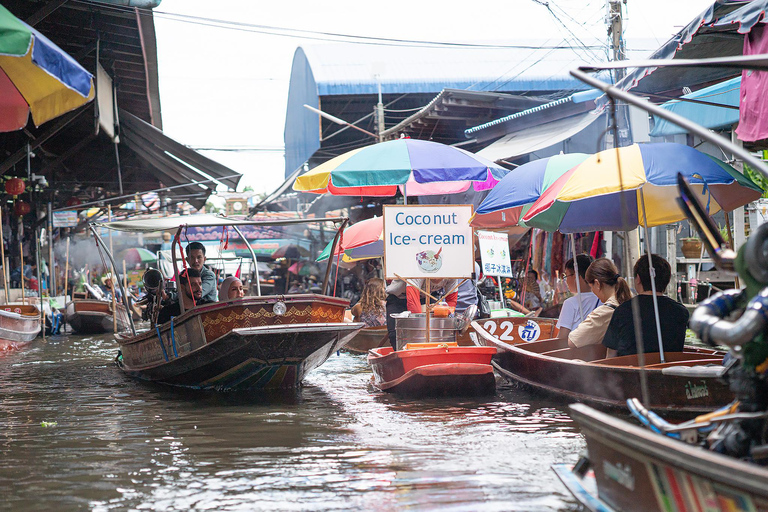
[476,111,602,163]
[650,77,741,137]
[119,109,242,208]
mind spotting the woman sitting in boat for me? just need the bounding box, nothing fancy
[557,254,601,340]
[406,278,458,315]
[156,268,211,324]
[350,278,386,327]
[219,276,245,301]
[567,258,631,349]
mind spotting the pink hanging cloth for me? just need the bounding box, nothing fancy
[736,23,768,142]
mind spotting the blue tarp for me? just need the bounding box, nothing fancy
[650,77,741,137]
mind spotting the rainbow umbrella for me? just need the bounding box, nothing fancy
[293,139,509,197]
[0,5,94,132]
[471,153,589,228]
[317,217,383,262]
[120,248,157,266]
[523,143,763,233]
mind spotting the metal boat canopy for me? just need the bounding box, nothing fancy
[95,215,347,233]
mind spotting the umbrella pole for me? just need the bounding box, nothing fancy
[639,190,666,364]
[570,233,585,323]
[425,279,430,345]
[20,240,25,304]
[0,208,8,305]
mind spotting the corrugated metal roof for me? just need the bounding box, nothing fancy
[299,43,591,96]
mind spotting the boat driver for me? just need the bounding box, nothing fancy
[186,242,218,302]
[406,278,458,314]
[157,268,211,324]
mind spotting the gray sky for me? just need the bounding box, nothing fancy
[153,0,715,197]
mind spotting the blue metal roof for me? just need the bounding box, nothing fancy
[650,77,741,137]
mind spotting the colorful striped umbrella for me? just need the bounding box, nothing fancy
[293,139,509,197]
[0,5,94,132]
[522,143,763,233]
[317,217,383,262]
[471,153,589,228]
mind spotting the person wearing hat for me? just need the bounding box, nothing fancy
[101,273,122,301]
[186,242,217,302]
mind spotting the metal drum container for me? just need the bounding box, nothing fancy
[395,314,457,350]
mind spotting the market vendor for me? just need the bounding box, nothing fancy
[406,278,458,314]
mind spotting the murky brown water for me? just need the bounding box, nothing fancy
[0,333,584,511]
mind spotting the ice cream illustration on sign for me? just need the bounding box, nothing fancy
[416,247,442,273]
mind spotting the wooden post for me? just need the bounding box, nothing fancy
[425,279,431,345]
[19,240,25,304]
[0,208,8,305]
[63,236,70,302]
[111,275,118,333]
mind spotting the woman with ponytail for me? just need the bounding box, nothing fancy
[567,258,631,349]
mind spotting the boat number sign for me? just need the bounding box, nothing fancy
[481,319,541,342]
[383,205,474,279]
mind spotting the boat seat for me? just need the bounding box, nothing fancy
[542,344,607,361]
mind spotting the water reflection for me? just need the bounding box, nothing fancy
[0,337,583,511]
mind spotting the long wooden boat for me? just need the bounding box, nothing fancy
[66,298,131,334]
[343,325,389,354]
[0,304,41,350]
[553,403,768,512]
[367,343,497,397]
[116,294,363,390]
[471,320,731,413]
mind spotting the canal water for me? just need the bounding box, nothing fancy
[0,334,584,511]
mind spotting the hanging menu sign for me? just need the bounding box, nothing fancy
[477,230,513,277]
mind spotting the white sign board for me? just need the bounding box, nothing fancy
[52,210,78,228]
[383,205,473,279]
[477,230,513,277]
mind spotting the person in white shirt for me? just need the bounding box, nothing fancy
[557,254,601,340]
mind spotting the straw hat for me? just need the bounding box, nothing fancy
[100,273,115,285]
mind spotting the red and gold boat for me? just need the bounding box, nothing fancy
[368,342,497,397]
[0,304,41,351]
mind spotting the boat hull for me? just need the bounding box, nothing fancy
[66,299,131,334]
[116,294,363,391]
[367,345,497,397]
[0,304,41,350]
[471,321,731,413]
[344,325,389,353]
[556,403,768,512]
[462,316,558,346]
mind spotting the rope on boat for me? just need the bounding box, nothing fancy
[155,326,169,362]
[170,318,179,358]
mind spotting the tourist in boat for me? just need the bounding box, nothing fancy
[406,278,458,315]
[557,254,600,340]
[219,276,245,301]
[567,258,631,349]
[456,261,481,317]
[185,242,218,302]
[524,269,543,311]
[602,254,689,357]
[156,268,211,324]
[350,277,386,327]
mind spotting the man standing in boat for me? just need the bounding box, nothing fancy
[186,242,218,302]
[157,268,210,324]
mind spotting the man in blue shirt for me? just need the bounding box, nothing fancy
[186,242,218,302]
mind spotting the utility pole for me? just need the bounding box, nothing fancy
[607,0,640,279]
[375,75,385,142]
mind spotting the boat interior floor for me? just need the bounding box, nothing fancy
[513,337,724,368]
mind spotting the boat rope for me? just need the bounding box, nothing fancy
[170,318,179,358]
[155,326,170,362]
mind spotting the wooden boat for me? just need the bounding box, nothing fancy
[461,315,558,346]
[368,342,497,397]
[66,298,131,334]
[553,403,768,512]
[343,325,389,354]
[0,304,41,350]
[471,321,731,413]
[116,294,363,390]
